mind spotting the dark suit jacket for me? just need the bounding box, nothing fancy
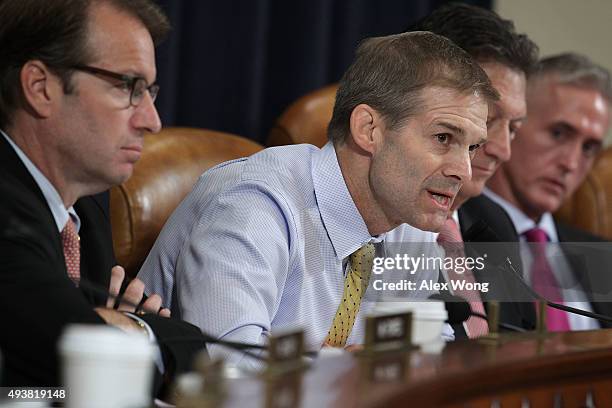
[0,135,205,390]
[458,194,612,333]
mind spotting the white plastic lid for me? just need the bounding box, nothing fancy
[371,301,448,321]
[58,324,154,358]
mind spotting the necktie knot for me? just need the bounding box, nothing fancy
[349,243,375,279]
[437,218,462,244]
[524,227,549,243]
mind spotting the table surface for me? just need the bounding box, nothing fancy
[178,328,612,407]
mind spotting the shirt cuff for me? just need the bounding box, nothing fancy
[125,313,166,374]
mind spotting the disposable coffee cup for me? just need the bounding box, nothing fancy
[59,324,155,408]
[372,301,448,353]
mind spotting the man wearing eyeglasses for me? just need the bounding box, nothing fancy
[0,0,205,393]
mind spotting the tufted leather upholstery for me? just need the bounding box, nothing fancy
[110,127,264,277]
[555,147,612,239]
[267,84,338,148]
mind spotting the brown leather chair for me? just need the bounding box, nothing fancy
[110,127,264,278]
[267,84,338,147]
[555,147,612,239]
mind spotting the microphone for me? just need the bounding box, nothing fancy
[503,258,612,325]
[79,278,321,360]
[463,221,612,326]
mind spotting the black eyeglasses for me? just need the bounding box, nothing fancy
[71,65,159,107]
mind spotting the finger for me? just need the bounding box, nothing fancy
[158,308,171,318]
[107,266,125,308]
[118,278,145,312]
[141,293,163,315]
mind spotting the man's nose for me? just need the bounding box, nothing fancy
[132,92,162,134]
[443,149,472,183]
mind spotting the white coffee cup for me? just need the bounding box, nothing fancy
[59,325,155,408]
[371,301,448,353]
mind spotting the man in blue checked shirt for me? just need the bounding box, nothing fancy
[139,31,498,367]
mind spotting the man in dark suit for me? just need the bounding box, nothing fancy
[480,53,612,331]
[0,0,205,392]
[411,4,538,338]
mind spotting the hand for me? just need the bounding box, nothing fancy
[344,344,363,353]
[107,265,171,317]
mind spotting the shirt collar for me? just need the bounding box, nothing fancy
[312,142,380,260]
[451,209,459,225]
[482,187,558,241]
[1,130,80,233]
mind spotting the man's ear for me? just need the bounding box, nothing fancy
[349,104,384,154]
[20,60,60,119]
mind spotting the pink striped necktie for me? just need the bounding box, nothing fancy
[437,218,489,338]
[61,218,80,285]
[523,227,570,332]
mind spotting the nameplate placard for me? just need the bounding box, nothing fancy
[266,330,307,375]
[363,312,415,354]
[175,354,226,407]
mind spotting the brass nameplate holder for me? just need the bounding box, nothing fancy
[479,300,501,345]
[263,371,304,408]
[361,311,417,355]
[534,300,553,345]
[263,330,307,408]
[536,300,547,335]
[356,312,415,386]
[264,329,308,376]
[482,300,552,345]
[175,353,226,408]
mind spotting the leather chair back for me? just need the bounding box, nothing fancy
[267,84,338,147]
[110,127,264,277]
[556,147,612,239]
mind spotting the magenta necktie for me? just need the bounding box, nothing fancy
[437,218,489,338]
[523,228,570,332]
[61,218,80,285]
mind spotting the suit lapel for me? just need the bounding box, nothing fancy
[75,193,115,307]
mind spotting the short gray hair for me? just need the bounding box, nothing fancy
[534,53,612,102]
[328,31,499,144]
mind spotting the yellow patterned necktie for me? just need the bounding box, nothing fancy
[325,243,375,347]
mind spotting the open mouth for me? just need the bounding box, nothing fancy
[428,190,453,208]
